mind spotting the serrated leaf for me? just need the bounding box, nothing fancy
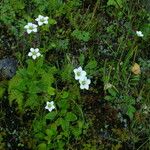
[9,90,23,111]
[71,29,90,42]
[25,94,38,109]
[71,127,82,138]
[126,105,136,119]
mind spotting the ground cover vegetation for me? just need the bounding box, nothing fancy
[0,0,150,149]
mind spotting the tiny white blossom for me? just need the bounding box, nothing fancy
[45,101,55,112]
[136,31,144,37]
[79,77,91,90]
[35,15,49,26]
[142,104,150,114]
[28,48,41,60]
[24,23,37,34]
[73,66,87,80]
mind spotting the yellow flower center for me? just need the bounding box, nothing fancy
[77,72,81,76]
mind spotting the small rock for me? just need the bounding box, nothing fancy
[0,58,17,80]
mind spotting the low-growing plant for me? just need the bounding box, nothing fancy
[1,0,150,149]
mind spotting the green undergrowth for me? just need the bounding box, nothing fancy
[0,0,150,149]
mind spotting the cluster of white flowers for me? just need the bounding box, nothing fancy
[23,15,54,112]
[136,31,144,37]
[45,101,55,112]
[74,66,91,90]
[24,15,49,60]
[24,15,49,34]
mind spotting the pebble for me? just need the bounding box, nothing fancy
[0,58,17,80]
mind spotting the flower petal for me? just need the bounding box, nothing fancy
[34,48,39,53]
[45,16,49,20]
[85,84,89,90]
[30,48,35,52]
[78,66,82,72]
[33,28,37,32]
[80,84,85,89]
[87,79,91,84]
[82,70,87,77]
[27,29,32,34]
[39,15,43,19]
[28,52,33,56]
[28,23,33,26]
[24,25,29,29]
[36,52,41,57]
[38,21,43,26]
[32,55,37,60]
[44,20,48,24]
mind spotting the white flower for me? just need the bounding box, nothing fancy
[28,48,41,60]
[35,15,49,26]
[45,101,55,112]
[73,66,87,80]
[142,104,150,114]
[136,31,144,37]
[79,77,91,90]
[24,23,37,34]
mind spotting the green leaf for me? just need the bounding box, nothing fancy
[0,87,5,99]
[79,53,85,66]
[27,60,35,75]
[45,125,57,137]
[126,105,136,119]
[9,90,23,111]
[45,111,57,120]
[49,18,57,25]
[142,23,150,39]
[104,95,115,101]
[60,118,69,131]
[25,94,39,109]
[71,29,90,42]
[61,91,69,99]
[58,99,69,110]
[71,127,82,138]
[35,133,45,139]
[107,0,124,8]
[85,60,97,70]
[108,88,117,97]
[66,112,77,122]
[61,64,74,82]
[47,87,55,96]
[38,143,47,150]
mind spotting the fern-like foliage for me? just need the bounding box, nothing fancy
[8,58,57,112]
